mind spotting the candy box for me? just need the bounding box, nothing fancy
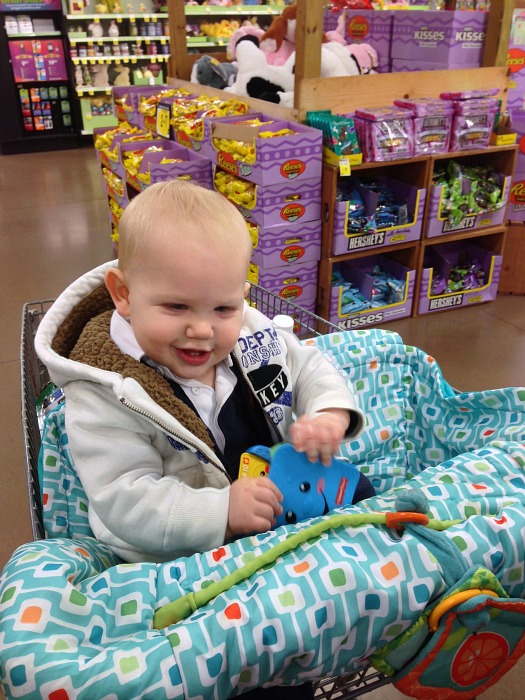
[93,125,161,178]
[329,254,415,329]
[333,175,425,255]
[101,166,130,210]
[112,85,168,125]
[418,240,502,315]
[214,168,322,228]
[248,219,322,270]
[390,58,481,72]
[125,141,213,193]
[390,10,488,66]
[169,96,250,151]
[393,98,454,156]
[247,260,319,304]
[354,106,414,162]
[426,170,511,238]
[203,112,323,186]
[323,9,393,73]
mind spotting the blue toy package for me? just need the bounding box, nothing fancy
[239,443,361,527]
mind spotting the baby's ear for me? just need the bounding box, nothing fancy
[244,281,251,298]
[105,267,131,317]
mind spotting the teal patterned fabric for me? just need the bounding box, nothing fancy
[1,328,525,699]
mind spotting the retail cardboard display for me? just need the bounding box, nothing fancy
[390,10,488,68]
[425,173,512,237]
[247,260,319,303]
[125,142,213,192]
[332,177,425,256]
[214,169,322,229]
[418,240,502,315]
[203,112,323,186]
[248,219,322,270]
[329,254,415,329]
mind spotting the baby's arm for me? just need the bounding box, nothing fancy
[226,478,283,538]
[289,409,350,466]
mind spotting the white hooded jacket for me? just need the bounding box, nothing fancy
[35,261,364,562]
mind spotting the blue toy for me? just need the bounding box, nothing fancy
[239,443,361,527]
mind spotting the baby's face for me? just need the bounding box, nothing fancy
[125,234,248,386]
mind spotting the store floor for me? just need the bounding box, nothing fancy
[1,147,524,699]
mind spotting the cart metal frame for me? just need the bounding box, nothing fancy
[20,288,391,699]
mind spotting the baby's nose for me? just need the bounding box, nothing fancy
[187,318,213,338]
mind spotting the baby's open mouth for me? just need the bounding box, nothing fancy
[175,348,211,366]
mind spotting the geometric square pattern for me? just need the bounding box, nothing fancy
[2,327,525,698]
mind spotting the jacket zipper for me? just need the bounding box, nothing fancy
[118,395,231,481]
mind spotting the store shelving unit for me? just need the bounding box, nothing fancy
[62,4,170,134]
[0,2,80,154]
[317,144,518,326]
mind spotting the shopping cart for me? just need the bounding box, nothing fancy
[19,287,390,700]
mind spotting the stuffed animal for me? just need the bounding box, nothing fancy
[225,40,295,103]
[227,24,265,61]
[190,54,238,90]
[347,43,378,75]
[259,3,299,66]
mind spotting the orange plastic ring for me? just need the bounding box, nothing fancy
[428,589,499,632]
[385,512,430,528]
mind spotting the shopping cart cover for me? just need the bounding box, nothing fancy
[40,327,525,538]
[2,328,525,699]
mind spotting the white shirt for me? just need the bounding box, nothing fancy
[109,310,236,451]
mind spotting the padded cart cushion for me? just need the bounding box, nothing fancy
[1,328,525,699]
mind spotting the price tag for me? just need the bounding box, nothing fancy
[144,16,150,22]
[88,90,94,96]
[160,39,166,45]
[115,59,121,64]
[150,57,157,63]
[94,17,100,23]
[131,58,137,63]
[113,40,119,46]
[123,58,129,63]
[117,17,122,23]
[89,59,96,65]
[87,40,93,46]
[80,58,87,64]
[338,158,351,177]
[156,103,170,139]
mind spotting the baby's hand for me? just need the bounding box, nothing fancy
[289,409,350,466]
[226,478,283,538]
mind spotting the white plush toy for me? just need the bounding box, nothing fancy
[224,40,295,103]
[225,38,360,105]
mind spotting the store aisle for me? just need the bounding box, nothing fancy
[1,147,524,699]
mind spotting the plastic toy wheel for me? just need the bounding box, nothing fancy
[451,632,509,687]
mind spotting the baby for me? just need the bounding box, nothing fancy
[35,179,373,564]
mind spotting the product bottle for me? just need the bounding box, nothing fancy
[129,18,138,36]
[273,315,295,334]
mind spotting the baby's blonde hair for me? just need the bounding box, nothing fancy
[118,180,252,275]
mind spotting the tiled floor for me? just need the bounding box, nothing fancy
[0,147,524,698]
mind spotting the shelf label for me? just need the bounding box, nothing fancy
[156,103,171,139]
[338,158,351,177]
[131,58,137,63]
[87,40,93,46]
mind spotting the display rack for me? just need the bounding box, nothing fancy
[317,145,518,326]
[0,1,80,154]
[164,0,517,320]
[62,3,170,134]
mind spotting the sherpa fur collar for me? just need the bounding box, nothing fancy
[52,283,215,450]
